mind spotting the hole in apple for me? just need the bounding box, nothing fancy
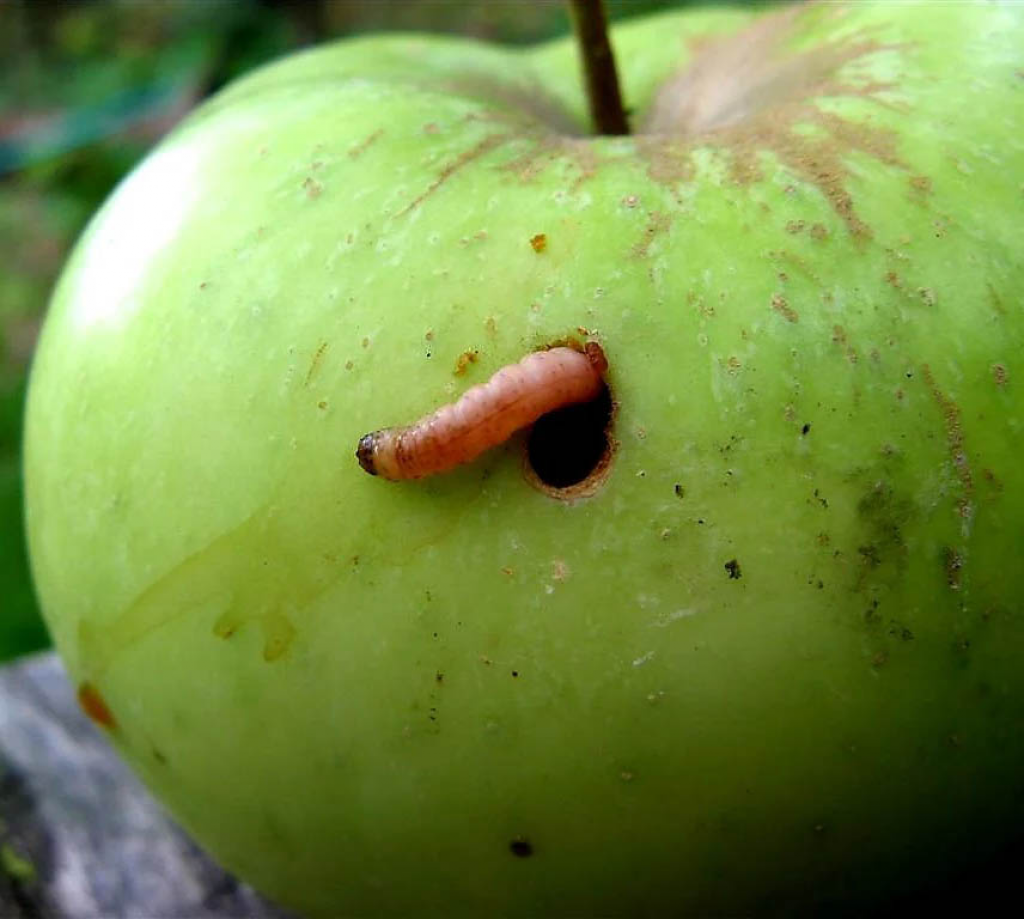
[525,383,614,496]
[509,837,534,858]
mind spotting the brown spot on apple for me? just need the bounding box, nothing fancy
[771,293,798,322]
[348,127,384,159]
[636,135,696,185]
[529,233,547,253]
[831,324,858,363]
[688,290,714,318]
[921,364,973,520]
[213,606,296,663]
[943,546,964,590]
[771,248,821,285]
[304,341,328,388]
[213,614,238,639]
[992,363,1008,388]
[642,7,906,238]
[78,681,116,730]
[400,133,510,216]
[454,350,479,375]
[262,613,296,662]
[632,211,671,258]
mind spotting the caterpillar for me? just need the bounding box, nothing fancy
[356,341,608,480]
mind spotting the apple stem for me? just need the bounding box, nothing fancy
[568,0,629,136]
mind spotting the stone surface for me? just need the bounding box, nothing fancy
[0,651,292,919]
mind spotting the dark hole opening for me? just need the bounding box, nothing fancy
[527,384,613,489]
[509,837,534,858]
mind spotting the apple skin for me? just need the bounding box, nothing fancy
[22,2,1024,915]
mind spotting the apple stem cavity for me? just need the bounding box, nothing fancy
[568,0,629,136]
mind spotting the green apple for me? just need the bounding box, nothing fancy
[23,1,1024,914]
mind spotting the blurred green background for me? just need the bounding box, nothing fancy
[1,0,720,663]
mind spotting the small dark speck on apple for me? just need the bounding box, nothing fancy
[509,837,534,858]
[725,559,742,579]
[674,484,685,498]
[511,670,520,678]
[802,423,811,435]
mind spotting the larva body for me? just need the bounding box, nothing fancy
[357,342,607,480]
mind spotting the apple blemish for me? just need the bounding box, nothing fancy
[356,341,609,482]
[453,349,479,376]
[77,680,116,730]
[509,837,533,858]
